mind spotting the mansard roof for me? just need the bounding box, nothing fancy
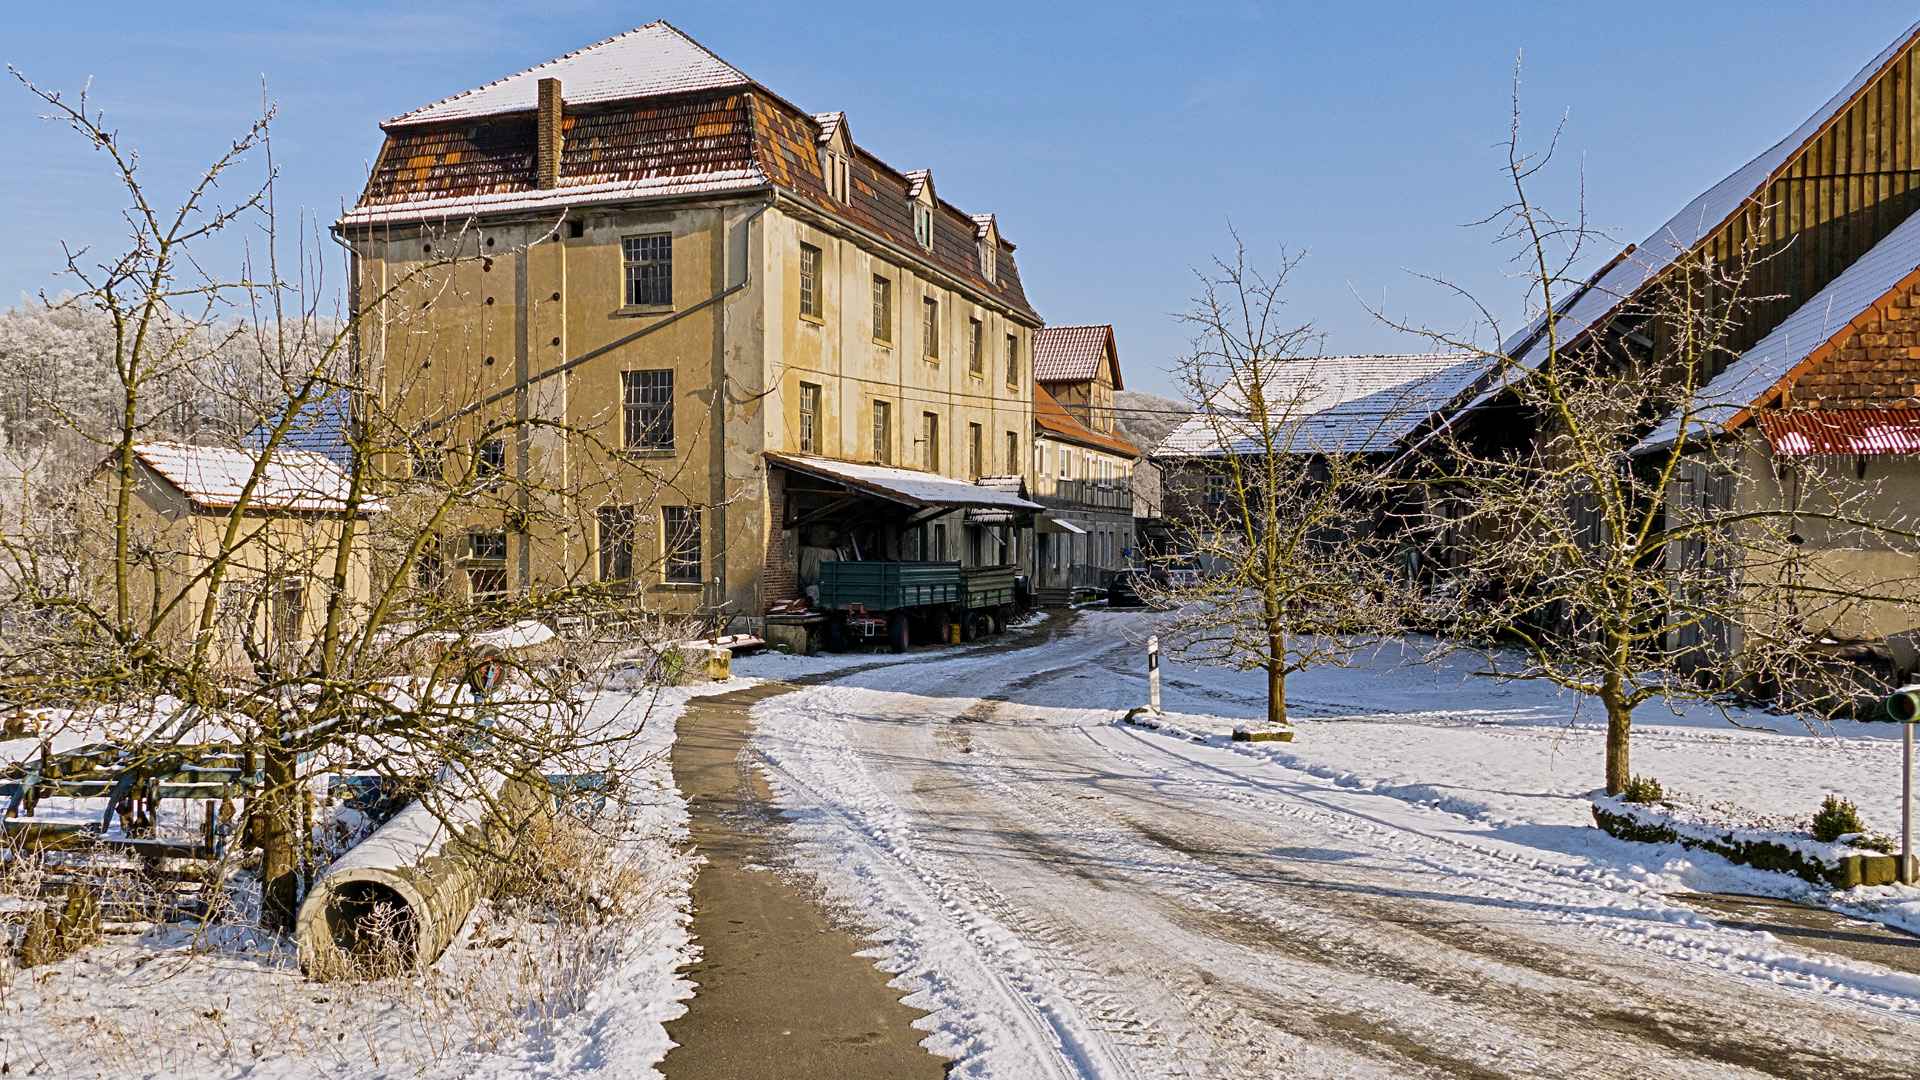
[340,22,1037,321]
[387,23,749,127]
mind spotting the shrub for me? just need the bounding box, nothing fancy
[1620,775,1664,803]
[1811,795,1867,843]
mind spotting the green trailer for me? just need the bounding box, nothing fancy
[957,564,1020,640]
[817,561,1022,652]
[818,560,961,653]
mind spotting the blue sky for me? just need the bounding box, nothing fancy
[3,2,1917,398]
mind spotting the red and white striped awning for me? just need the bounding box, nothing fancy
[1756,409,1920,456]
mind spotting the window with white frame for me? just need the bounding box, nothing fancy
[822,150,850,202]
[799,382,821,454]
[799,243,822,319]
[622,233,673,307]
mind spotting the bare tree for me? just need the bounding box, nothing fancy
[1154,244,1407,729]
[0,77,701,936]
[1380,93,1907,795]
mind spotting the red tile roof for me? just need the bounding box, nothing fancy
[1033,325,1119,387]
[1756,408,1920,456]
[1035,387,1139,458]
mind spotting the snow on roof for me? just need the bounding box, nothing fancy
[131,441,367,513]
[1638,206,1920,452]
[1033,325,1118,385]
[812,111,844,144]
[765,453,1041,510]
[336,169,767,228]
[1503,20,1920,369]
[1155,354,1491,457]
[386,22,750,128]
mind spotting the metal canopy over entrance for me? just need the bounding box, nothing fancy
[766,453,1041,515]
[768,452,1040,583]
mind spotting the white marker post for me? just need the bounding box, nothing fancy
[1148,635,1162,715]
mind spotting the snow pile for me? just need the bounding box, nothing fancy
[0,682,739,1080]
[1590,792,1887,874]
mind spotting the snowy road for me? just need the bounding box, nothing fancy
[739,613,1920,1080]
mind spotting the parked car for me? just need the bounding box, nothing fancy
[1108,568,1156,608]
[1163,566,1204,588]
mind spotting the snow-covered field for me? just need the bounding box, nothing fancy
[737,610,1920,1079]
[11,608,1920,1079]
[0,682,741,1080]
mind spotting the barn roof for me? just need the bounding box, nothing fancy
[1502,19,1920,370]
[1638,206,1920,451]
[1156,354,1490,457]
[1033,325,1119,386]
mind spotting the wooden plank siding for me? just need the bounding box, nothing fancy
[1662,43,1920,375]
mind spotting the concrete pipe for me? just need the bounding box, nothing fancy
[296,777,536,977]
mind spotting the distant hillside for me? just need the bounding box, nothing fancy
[1113,389,1190,455]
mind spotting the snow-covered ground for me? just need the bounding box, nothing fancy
[0,681,742,1080]
[737,610,1920,1079]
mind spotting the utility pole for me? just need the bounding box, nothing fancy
[1882,687,1920,884]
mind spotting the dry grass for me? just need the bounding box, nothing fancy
[1,800,683,1078]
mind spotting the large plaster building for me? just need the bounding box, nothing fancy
[336,22,1044,620]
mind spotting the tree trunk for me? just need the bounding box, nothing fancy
[1603,694,1632,796]
[258,747,301,933]
[1268,625,1288,726]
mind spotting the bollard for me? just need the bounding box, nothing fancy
[1148,635,1162,715]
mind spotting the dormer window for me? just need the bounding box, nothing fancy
[913,204,934,250]
[906,170,937,252]
[974,215,999,284]
[822,151,850,203]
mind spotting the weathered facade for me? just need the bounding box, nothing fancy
[86,443,373,674]
[336,23,1043,621]
[1028,326,1139,602]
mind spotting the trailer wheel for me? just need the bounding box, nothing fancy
[993,608,1010,634]
[960,612,979,642]
[888,613,910,654]
[933,607,951,646]
[825,616,848,653]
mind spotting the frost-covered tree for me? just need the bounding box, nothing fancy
[1154,244,1405,729]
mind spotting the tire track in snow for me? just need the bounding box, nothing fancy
[749,689,1142,1080]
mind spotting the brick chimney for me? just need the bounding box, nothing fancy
[536,78,563,190]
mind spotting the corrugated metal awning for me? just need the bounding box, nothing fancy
[1757,409,1920,456]
[767,453,1041,511]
